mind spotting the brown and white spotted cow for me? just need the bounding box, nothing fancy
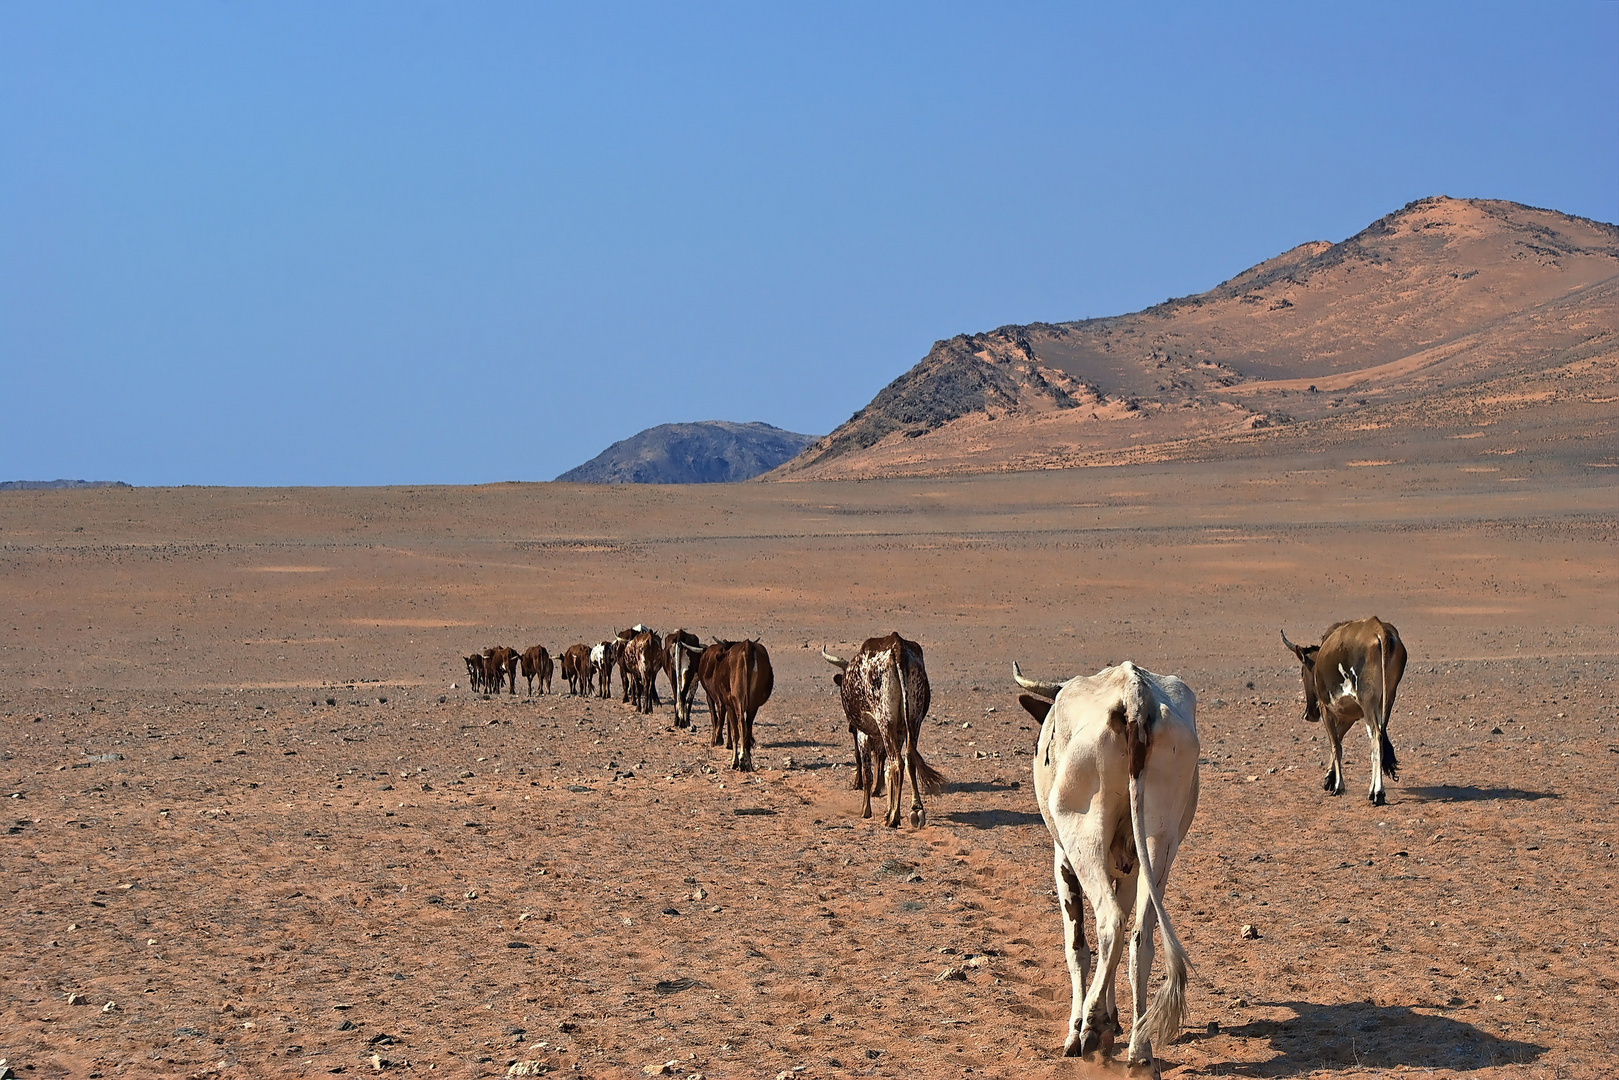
[662,629,704,729]
[1014,659,1198,1068]
[1282,616,1407,805]
[821,633,944,828]
[711,639,773,771]
[519,645,553,696]
[623,628,664,714]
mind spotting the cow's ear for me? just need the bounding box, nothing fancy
[1018,694,1053,724]
[833,673,843,687]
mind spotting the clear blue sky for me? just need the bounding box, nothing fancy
[3,3,1615,485]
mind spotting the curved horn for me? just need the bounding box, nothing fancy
[1012,660,1064,697]
[820,646,849,670]
[1280,629,1300,654]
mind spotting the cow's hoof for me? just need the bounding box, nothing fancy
[861,807,873,820]
[1322,772,1337,792]
[910,808,925,828]
[1371,790,1386,806]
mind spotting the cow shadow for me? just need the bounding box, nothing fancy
[1185,999,1545,1074]
[762,739,832,749]
[938,809,1044,829]
[1404,785,1560,803]
[950,779,1024,794]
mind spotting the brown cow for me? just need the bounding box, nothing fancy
[464,654,485,693]
[821,633,944,827]
[698,640,737,747]
[1282,616,1407,805]
[711,639,773,771]
[483,646,520,696]
[519,646,553,696]
[663,629,703,728]
[560,643,593,697]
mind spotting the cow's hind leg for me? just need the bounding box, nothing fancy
[1054,850,1092,1055]
[1068,857,1127,1058]
[906,747,926,828]
[883,748,905,828]
[1323,717,1347,795]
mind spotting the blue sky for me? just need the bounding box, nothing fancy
[3,3,1615,485]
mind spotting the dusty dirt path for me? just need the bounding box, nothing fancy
[1,463,1614,1078]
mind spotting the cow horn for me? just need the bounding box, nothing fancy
[820,647,849,670]
[1012,661,1064,696]
[1280,629,1300,654]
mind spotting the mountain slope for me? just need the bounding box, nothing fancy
[772,196,1618,479]
[557,421,817,484]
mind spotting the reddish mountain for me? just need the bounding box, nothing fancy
[771,197,1618,479]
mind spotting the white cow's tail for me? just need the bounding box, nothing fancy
[1128,754,1190,1051]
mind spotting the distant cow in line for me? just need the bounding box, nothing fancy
[1014,659,1198,1068]
[623,628,664,714]
[464,654,486,693]
[482,646,520,695]
[1282,616,1407,805]
[821,633,944,828]
[519,646,553,696]
[663,629,704,728]
[698,640,737,747]
[590,641,616,699]
[560,643,593,697]
[710,639,773,771]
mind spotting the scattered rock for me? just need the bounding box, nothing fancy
[643,1062,674,1076]
[66,992,85,1005]
[1240,924,1260,939]
[936,966,967,982]
[507,1063,549,1077]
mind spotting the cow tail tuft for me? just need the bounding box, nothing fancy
[912,752,947,795]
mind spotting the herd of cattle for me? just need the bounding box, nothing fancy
[458,615,1408,1070]
[465,626,773,771]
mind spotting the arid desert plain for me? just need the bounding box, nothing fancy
[1,453,1615,1079]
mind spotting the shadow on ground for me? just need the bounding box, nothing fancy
[1404,785,1560,803]
[939,809,1044,829]
[949,779,1024,794]
[1183,999,1545,1074]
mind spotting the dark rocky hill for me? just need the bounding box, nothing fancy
[556,421,817,484]
[0,479,132,491]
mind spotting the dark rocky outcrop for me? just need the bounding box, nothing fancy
[0,479,132,491]
[556,421,817,484]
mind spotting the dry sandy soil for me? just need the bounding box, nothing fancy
[1,456,1615,1079]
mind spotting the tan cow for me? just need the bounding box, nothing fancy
[1282,616,1407,805]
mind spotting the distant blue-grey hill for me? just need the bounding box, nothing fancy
[557,421,818,484]
[0,479,131,491]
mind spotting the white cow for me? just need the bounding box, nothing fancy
[1014,659,1200,1069]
